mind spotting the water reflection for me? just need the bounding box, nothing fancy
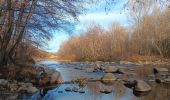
[139,83,170,100]
[29,61,170,100]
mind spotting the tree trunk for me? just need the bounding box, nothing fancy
[0,50,8,66]
[154,42,164,58]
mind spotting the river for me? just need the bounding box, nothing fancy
[29,60,170,100]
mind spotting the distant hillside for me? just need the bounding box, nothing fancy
[32,49,59,61]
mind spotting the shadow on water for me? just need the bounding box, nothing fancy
[29,61,170,100]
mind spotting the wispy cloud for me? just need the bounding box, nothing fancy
[78,11,128,27]
[79,12,123,22]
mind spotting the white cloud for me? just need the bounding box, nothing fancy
[78,11,128,26]
[79,12,121,21]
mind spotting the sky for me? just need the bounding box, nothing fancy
[45,1,129,53]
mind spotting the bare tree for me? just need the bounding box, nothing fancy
[0,0,85,66]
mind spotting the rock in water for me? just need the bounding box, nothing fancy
[104,66,118,73]
[101,73,116,84]
[79,90,85,93]
[134,80,151,92]
[99,82,113,94]
[65,87,71,92]
[35,65,64,85]
[45,68,64,84]
[94,63,100,70]
[153,67,169,74]
[58,91,63,93]
[72,87,78,92]
[123,79,136,88]
[117,68,126,74]
[84,68,95,72]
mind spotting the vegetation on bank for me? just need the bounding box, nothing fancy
[58,7,170,61]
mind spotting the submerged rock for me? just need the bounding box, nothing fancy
[155,77,170,83]
[101,73,116,84]
[164,78,170,83]
[104,66,118,73]
[134,80,151,92]
[154,70,170,84]
[153,67,169,74]
[79,90,85,93]
[58,91,63,93]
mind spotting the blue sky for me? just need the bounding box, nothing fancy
[46,1,129,53]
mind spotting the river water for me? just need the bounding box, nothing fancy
[30,60,170,100]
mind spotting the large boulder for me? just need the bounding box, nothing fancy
[45,68,63,84]
[101,73,116,84]
[134,80,151,92]
[153,67,169,74]
[104,66,118,73]
[35,66,63,85]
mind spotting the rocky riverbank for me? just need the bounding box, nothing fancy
[0,64,63,99]
[0,60,170,99]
